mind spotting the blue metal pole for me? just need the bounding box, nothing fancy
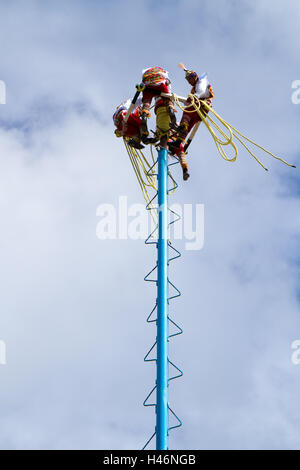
[156,148,169,450]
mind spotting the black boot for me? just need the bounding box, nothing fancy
[168,141,176,155]
[171,139,182,149]
[168,107,178,130]
[146,137,158,144]
[128,139,145,150]
[141,136,158,145]
[141,133,150,144]
[141,112,149,141]
[183,168,190,181]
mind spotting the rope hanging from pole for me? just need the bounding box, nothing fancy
[172,93,296,171]
[123,139,177,228]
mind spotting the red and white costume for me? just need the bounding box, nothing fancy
[179,73,214,139]
[113,98,143,138]
[141,67,171,113]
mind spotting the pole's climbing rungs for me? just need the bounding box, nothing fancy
[156,147,169,450]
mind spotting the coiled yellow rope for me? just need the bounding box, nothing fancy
[173,93,296,171]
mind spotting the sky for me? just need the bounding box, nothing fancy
[0,0,300,450]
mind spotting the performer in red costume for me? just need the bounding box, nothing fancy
[113,98,145,149]
[168,132,190,181]
[174,64,214,148]
[169,64,214,180]
[140,66,177,148]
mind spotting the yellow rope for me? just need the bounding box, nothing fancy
[173,93,295,171]
[123,139,178,236]
[124,140,158,227]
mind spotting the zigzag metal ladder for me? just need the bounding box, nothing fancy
[142,148,183,450]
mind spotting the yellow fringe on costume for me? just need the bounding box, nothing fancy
[156,106,171,138]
